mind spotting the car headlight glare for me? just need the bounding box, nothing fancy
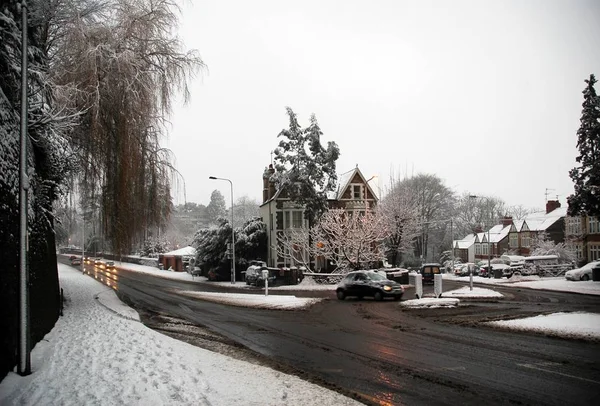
[383,285,392,291]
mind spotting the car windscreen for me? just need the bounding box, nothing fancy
[366,272,388,281]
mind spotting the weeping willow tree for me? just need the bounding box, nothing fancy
[51,0,204,254]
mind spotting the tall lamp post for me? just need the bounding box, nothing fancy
[18,0,31,376]
[209,176,235,284]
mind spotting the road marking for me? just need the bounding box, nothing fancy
[517,362,600,385]
[442,366,466,371]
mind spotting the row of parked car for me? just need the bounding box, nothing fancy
[450,255,599,281]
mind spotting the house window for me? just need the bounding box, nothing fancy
[589,217,599,234]
[521,232,530,248]
[475,243,481,255]
[509,233,518,248]
[566,217,582,235]
[482,243,488,255]
[589,244,600,261]
[352,184,363,199]
[574,243,583,260]
[284,210,304,229]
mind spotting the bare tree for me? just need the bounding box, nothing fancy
[313,210,389,271]
[506,204,539,220]
[378,178,420,266]
[453,193,508,236]
[50,0,205,254]
[273,228,313,269]
[230,195,260,228]
[390,174,454,262]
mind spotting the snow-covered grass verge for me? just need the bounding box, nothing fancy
[179,291,323,309]
[486,312,600,340]
[400,298,460,308]
[443,286,504,299]
[443,272,600,296]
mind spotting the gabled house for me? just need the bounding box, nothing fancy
[453,217,512,264]
[259,164,379,268]
[473,224,511,262]
[453,233,476,263]
[507,200,566,255]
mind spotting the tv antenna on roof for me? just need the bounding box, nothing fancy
[545,188,555,202]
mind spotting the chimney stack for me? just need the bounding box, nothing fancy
[501,216,513,226]
[545,200,561,214]
[262,164,276,203]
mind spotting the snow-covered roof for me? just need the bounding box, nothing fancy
[454,233,476,249]
[327,169,355,200]
[163,246,196,257]
[513,207,567,232]
[488,225,511,243]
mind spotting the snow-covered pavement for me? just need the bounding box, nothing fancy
[0,264,361,406]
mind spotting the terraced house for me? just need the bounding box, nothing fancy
[453,200,567,263]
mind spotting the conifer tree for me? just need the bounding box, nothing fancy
[273,107,340,226]
[568,74,600,217]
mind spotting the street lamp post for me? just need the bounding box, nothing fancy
[209,176,235,284]
[18,0,31,376]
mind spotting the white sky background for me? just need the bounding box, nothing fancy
[165,0,600,209]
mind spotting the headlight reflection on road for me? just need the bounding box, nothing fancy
[78,261,120,291]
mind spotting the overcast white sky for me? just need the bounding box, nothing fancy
[164,0,600,210]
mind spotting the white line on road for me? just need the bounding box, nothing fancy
[517,362,600,385]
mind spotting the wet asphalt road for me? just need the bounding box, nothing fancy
[71,260,600,406]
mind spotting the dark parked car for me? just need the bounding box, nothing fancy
[336,270,404,301]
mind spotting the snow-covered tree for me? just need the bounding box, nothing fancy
[275,210,390,272]
[206,190,227,225]
[192,217,267,279]
[530,232,576,262]
[192,218,232,278]
[234,217,267,266]
[138,237,172,258]
[272,107,340,227]
[568,74,600,217]
[273,228,313,269]
[1,0,75,379]
[314,209,390,271]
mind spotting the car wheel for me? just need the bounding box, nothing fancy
[582,274,589,281]
[336,290,346,300]
[374,291,384,301]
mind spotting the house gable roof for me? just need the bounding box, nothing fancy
[327,166,379,202]
[261,165,378,207]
